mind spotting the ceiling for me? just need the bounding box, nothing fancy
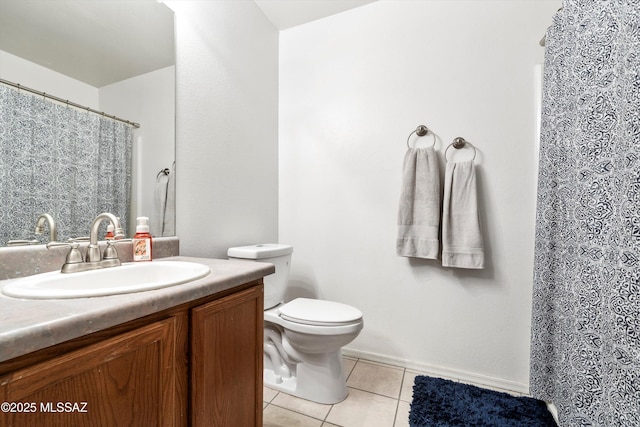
[0,0,175,88]
[0,0,376,88]
[254,0,377,30]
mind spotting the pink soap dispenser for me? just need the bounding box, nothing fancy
[132,216,152,261]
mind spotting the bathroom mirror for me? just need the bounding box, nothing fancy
[0,0,175,245]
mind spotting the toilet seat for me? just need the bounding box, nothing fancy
[278,298,363,327]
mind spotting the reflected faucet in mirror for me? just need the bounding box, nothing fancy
[6,213,58,246]
[47,213,127,274]
[35,213,58,243]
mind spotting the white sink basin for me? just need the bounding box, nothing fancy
[1,261,211,299]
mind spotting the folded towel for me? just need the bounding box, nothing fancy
[442,160,484,269]
[397,147,441,259]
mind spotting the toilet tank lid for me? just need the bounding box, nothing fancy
[227,244,293,259]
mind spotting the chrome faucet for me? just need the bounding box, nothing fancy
[35,213,58,243]
[47,212,126,273]
[86,213,125,263]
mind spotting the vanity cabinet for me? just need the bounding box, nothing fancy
[0,280,263,427]
[191,285,264,427]
[0,318,182,427]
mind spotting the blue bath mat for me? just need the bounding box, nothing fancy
[409,376,557,427]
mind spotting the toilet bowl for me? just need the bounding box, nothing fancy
[227,244,364,404]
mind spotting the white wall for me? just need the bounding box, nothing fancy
[167,1,279,258]
[100,66,176,235]
[0,50,98,108]
[279,0,561,392]
[4,0,560,393]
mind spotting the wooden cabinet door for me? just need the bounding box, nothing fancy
[0,317,181,427]
[191,285,263,427]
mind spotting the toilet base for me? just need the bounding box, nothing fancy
[263,350,348,404]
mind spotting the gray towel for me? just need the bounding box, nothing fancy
[442,160,484,269]
[396,147,441,259]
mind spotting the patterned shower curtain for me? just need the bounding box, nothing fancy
[530,1,640,426]
[0,85,132,245]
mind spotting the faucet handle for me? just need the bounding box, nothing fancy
[104,240,117,260]
[46,241,76,249]
[100,239,131,268]
[104,239,119,260]
[7,239,40,246]
[66,243,84,264]
[46,241,84,264]
[104,238,132,259]
[114,227,126,240]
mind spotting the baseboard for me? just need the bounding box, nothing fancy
[341,347,531,396]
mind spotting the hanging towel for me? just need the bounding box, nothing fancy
[152,163,176,237]
[152,170,170,237]
[163,162,176,236]
[396,147,441,259]
[442,160,484,269]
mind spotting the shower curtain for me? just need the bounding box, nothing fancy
[0,85,132,245]
[531,1,640,426]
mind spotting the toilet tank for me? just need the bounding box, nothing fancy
[227,244,293,309]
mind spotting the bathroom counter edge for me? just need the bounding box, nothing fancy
[0,256,274,363]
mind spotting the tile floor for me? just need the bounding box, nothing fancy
[263,357,417,427]
[263,356,556,427]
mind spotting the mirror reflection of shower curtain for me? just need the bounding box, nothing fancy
[530,2,640,426]
[153,161,175,237]
[0,85,132,245]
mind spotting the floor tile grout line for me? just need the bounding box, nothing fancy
[392,367,407,427]
[264,355,412,427]
[345,385,402,401]
[264,386,402,426]
[344,357,358,382]
[323,402,334,426]
[265,399,334,424]
[349,359,407,373]
[398,367,407,400]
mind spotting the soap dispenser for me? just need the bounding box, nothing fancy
[104,224,115,240]
[133,216,152,261]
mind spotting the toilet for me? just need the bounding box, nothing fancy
[227,244,364,404]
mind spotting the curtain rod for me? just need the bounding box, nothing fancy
[0,77,140,128]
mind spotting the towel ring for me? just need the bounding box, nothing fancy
[406,125,436,148]
[445,137,477,162]
[156,168,171,179]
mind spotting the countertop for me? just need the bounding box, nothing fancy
[0,256,274,363]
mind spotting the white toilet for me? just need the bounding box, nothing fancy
[227,244,364,404]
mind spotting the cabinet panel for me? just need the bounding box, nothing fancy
[191,286,263,427]
[0,318,179,427]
